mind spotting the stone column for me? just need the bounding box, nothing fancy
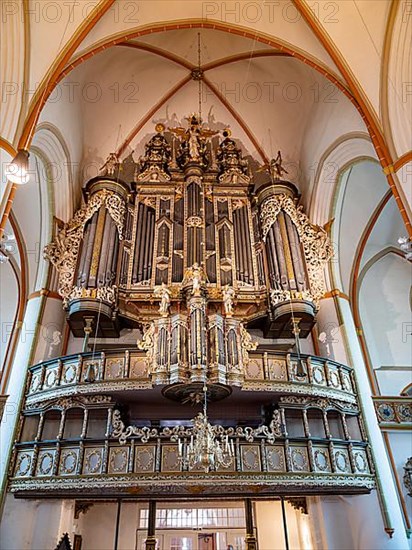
[315,295,409,548]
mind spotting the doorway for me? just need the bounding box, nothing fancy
[198,533,215,550]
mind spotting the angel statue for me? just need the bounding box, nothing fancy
[154,283,171,317]
[191,263,203,295]
[270,151,288,180]
[182,262,206,296]
[100,152,120,176]
[258,151,288,182]
[222,285,235,317]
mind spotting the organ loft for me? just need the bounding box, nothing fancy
[11,116,373,549]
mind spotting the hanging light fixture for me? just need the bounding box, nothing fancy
[177,384,234,472]
[5,150,30,185]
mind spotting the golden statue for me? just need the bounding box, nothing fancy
[258,151,288,181]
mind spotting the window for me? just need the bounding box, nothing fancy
[139,507,246,529]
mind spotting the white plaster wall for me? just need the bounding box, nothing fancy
[315,297,349,364]
[375,368,412,396]
[395,162,412,219]
[255,500,287,550]
[254,500,313,550]
[31,295,66,364]
[336,160,388,295]
[314,493,411,550]
[359,254,412,370]
[0,495,75,550]
[0,259,19,370]
[11,151,52,295]
[387,431,412,524]
[77,501,139,550]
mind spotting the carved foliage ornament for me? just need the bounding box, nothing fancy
[67,285,118,306]
[260,194,333,304]
[111,409,283,447]
[240,323,258,366]
[44,190,126,303]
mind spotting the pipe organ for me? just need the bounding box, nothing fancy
[45,116,333,386]
[10,116,374,503]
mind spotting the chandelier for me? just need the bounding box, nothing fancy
[177,385,234,472]
[112,395,283,468]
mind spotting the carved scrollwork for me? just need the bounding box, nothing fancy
[137,323,156,370]
[240,324,258,367]
[44,189,126,303]
[260,194,333,304]
[111,409,281,446]
[270,289,314,306]
[67,285,118,306]
[25,394,112,412]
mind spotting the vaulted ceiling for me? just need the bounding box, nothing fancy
[0,0,411,303]
[1,1,410,207]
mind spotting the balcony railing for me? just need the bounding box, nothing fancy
[10,433,374,497]
[25,349,357,405]
[373,396,412,427]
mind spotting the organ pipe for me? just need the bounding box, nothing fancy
[47,119,330,342]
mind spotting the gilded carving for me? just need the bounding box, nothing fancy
[135,447,155,472]
[137,323,155,369]
[129,357,148,379]
[162,446,181,472]
[334,450,350,473]
[36,451,55,476]
[313,449,330,472]
[9,472,376,495]
[67,285,118,306]
[106,358,125,379]
[59,449,78,475]
[290,448,309,472]
[241,446,261,471]
[44,189,126,304]
[45,369,58,388]
[108,448,129,473]
[396,403,412,422]
[84,448,103,475]
[62,363,77,385]
[353,451,368,474]
[222,285,236,317]
[15,452,32,477]
[240,324,258,367]
[154,283,172,317]
[266,447,285,471]
[312,367,326,385]
[260,194,333,305]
